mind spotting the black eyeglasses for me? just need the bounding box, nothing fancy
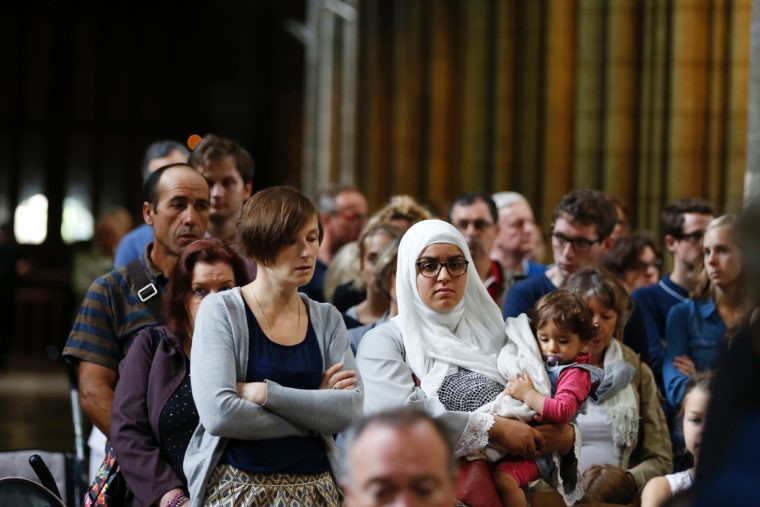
[675,230,704,244]
[416,259,469,278]
[551,232,600,252]
[632,258,663,272]
[454,219,494,232]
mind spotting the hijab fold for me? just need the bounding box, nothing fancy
[393,220,508,397]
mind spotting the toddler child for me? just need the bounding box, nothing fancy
[493,290,603,507]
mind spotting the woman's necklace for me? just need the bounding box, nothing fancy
[251,286,301,336]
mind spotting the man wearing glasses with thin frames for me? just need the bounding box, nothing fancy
[632,197,714,384]
[503,188,618,320]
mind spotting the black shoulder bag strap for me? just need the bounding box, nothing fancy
[125,258,164,323]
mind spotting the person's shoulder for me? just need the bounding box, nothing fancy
[631,281,659,302]
[119,224,153,245]
[81,264,132,301]
[526,260,547,276]
[669,298,699,319]
[620,342,642,367]
[114,224,153,267]
[513,272,553,292]
[203,287,244,311]
[357,320,402,357]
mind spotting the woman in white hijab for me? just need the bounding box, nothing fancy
[356,219,576,466]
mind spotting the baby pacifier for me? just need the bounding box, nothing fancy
[545,355,561,371]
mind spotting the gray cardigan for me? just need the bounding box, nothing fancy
[184,288,363,505]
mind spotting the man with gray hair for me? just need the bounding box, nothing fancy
[342,407,458,507]
[491,191,546,291]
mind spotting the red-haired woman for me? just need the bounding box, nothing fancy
[111,238,250,507]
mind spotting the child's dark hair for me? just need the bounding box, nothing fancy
[531,289,597,342]
[679,370,713,417]
[581,464,638,505]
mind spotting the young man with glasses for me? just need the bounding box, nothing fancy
[503,189,617,320]
[449,192,505,304]
[631,197,714,382]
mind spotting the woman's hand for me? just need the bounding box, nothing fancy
[319,362,357,390]
[673,355,696,377]
[488,416,544,458]
[236,382,267,405]
[506,372,534,401]
[534,423,575,456]
[159,488,187,507]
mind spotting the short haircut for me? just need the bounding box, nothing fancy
[141,140,189,181]
[375,238,401,298]
[448,192,498,224]
[492,191,529,210]
[342,407,456,482]
[661,197,715,238]
[143,163,197,210]
[237,186,323,266]
[564,266,634,338]
[316,184,362,214]
[551,189,618,241]
[601,232,661,279]
[531,289,597,342]
[164,238,251,342]
[188,133,255,183]
[581,465,638,505]
[365,195,433,229]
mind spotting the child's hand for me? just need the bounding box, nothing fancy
[506,372,534,401]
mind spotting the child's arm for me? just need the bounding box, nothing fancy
[640,476,672,507]
[506,373,547,416]
[541,368,592,423]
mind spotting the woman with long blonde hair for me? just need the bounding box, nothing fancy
[663,215,747,410]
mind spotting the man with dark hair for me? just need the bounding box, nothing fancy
[503,189,617,319]
[188,133,254,244]
[63,164,209,477]
[449,192,505,303]
[342,408,457,507]
[632,197,714,379]
[114,140,189,268]
[301,184,368,301]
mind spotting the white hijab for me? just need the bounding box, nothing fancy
[394,219,508,397]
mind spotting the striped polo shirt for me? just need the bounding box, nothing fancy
[63,243,168,371]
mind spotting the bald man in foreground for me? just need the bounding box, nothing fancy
[343,408,458,507]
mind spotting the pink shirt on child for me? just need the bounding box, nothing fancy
[541,351,593,423]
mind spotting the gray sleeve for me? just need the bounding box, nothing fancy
[355,321,470,442]
[263,303,364,434]
[190,295,309,440]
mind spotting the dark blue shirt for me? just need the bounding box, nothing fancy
[114,224,154,269]
[503,273,556,319]
[663,298,727,408]
[220,304,330,474]
[632,274,689,382]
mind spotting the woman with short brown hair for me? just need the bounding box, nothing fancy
[185,186,362,506]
